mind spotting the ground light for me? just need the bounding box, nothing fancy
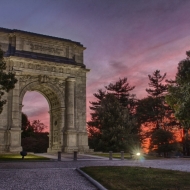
[136,152,141,156]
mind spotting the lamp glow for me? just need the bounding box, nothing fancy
[136,152,140,156]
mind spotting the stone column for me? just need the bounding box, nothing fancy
[0,84,13,152]
[59,107,65,151]
[11,35,16,55]
[47,110,52,152]
[8,35,12,55]
[64,77,78,153]
[66,77,75,130]
[11,81,20,128]
[9,80,22,152]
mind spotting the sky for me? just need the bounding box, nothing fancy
[1,0,190,128]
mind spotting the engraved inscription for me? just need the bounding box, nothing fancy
[29,43,63,55]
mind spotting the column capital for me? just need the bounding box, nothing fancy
[66,77,75,82]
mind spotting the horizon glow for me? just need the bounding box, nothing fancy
[1,0,189,128]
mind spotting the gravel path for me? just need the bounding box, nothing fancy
[0,168,98,190]
[0,156,190,190]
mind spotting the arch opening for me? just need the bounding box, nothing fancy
[20,82,64,153]
[21,91,49,153]
[22,91,50,131]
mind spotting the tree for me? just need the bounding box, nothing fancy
[136,96,162,125]
[137,70,178,130]
[149,128,178,157]
[166,51,190,129]
[146,70,168,128]
[31,120,48,133]
[105,77,136,113]
[22,113,34,138]
[88,78,139,152]
[88,94,138,152]
[0,48,17,113]
[21,113,49,153]
[136,70,179,154]
[166,51,190,156]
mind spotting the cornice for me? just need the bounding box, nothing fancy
[8,56,86,69]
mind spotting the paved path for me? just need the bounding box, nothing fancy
[0,154,190,190]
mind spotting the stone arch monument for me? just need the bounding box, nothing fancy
[0,27,90,153]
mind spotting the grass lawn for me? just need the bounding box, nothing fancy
[81,166,190,190]
[0,154,50,161]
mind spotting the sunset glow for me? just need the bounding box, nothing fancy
[1,1,190,133]
[22,92,49,130]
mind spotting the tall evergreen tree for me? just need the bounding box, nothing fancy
[137,70,179,155]
[88,94,138,152]
[146,70,168,129]
[105,77,136,113]
[137,70,169,129]
[146,70,167,97]
[88,78,139,152]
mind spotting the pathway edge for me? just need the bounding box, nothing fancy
[76,168,108,190]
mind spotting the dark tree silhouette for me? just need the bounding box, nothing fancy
[136,70,179,156]
[21,113,49,153]
[88,78,139,152]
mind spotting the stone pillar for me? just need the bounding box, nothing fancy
[11,35,16,55]
[59,107,65,151]
[63,77,78,153]
[47,110,53,152]
[0,88,11,151]
[11,82,20,128]
[66,77,75,130]
[8,35,12,55]
[9,80,22,152]
[48,108,64,153]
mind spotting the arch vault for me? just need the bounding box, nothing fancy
[0,27,90,153]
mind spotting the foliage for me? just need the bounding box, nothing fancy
[21,133,49,153]
[88,78,139,152]
[136,70,179,154]
[136,96,162,124]
[166,51,190,129]
[149,128,178,157]
[81,166,190,190]
[21,113,49,153]
[105,77,135,112]
[180,129,190,156]
[145,70,168,128]
[136,70,170,130]
[0,48,17,113]
[146,70,167,97]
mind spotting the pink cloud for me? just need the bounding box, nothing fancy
[4,0,190,125]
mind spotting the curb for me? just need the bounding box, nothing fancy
[76,168,107,190]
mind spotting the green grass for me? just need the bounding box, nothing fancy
[81,166,190,190]
[0,154,50,161]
